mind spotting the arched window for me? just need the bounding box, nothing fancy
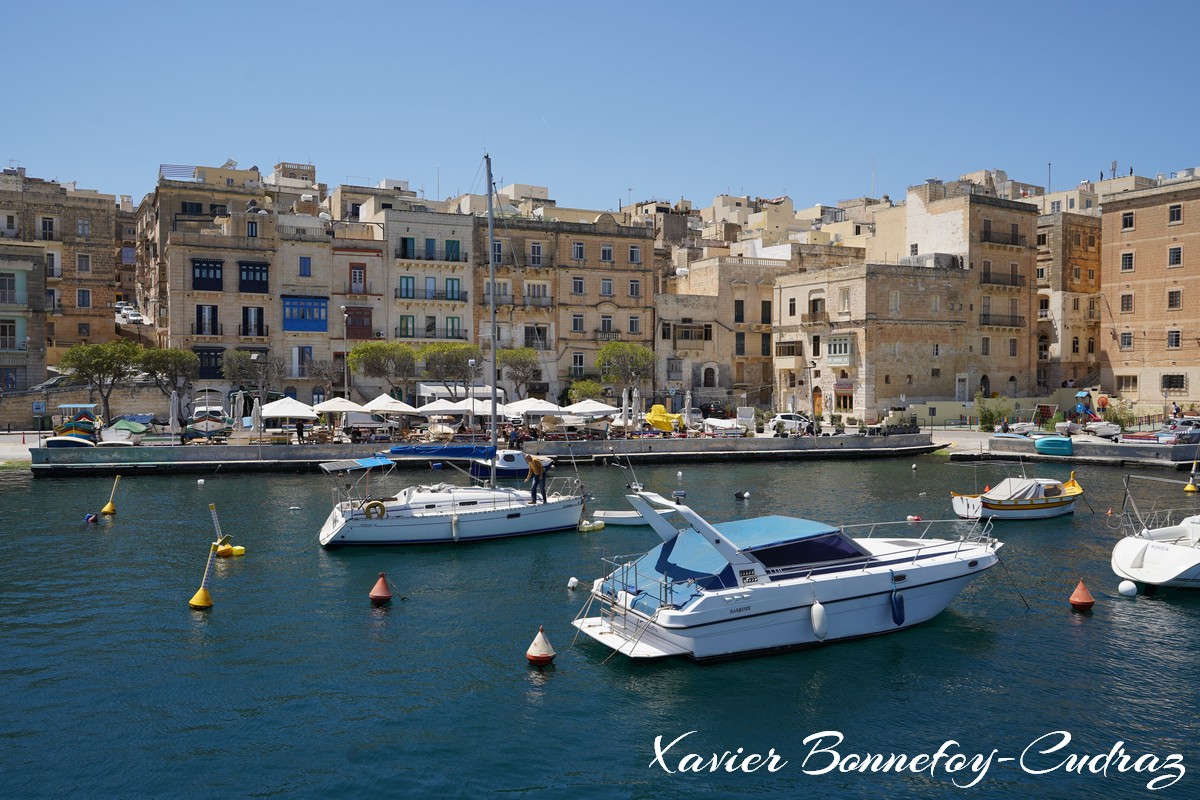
[1071,337,1079,354]
[312,386,326,405]
[979,375,991,396]
[1038,335,1049,360]
[285,385,297,399]
[1087,337,1095,354]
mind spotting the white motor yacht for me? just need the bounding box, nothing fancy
[1111,475,1200,589]
[572,490,1001,661]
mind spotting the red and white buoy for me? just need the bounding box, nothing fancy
[369,572,392,606]
[526,625,556,666]
[1069,578,1095,610]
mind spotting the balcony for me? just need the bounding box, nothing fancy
[596,330,621,341]
[524,339,554,350]
[524,296,553,308]
[568,367,601,380]
[979,230,1028,247]
[485,293,515,306]
[666,370,683,381]
[0,290,28,306]
[980,271,1027,287]
[0,337,25,350]
[191,323,224,336]
[46,266,63,280]
[339,281,375,295]
[396,247,469,263]
[801,312,829,325]
[1037,309,1050,320]
[238,324,270,338]
[979,313,1027,328]
[278,225,329,241]
[394,327,468,341]
[394,289,469,303]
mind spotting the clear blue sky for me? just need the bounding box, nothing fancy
[8,1,1197,210]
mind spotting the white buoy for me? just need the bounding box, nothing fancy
[197,479,205,485]
[677,471,683,478]
[567,577,579,590]
[911,464,917,470]
[526,626,556,665]
[1118,580,1138,597]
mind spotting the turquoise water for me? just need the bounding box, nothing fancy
[2,456,1198,798]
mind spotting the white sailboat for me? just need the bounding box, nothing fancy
[318,155,584,547]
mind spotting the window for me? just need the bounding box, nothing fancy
[761,333,771,356]
[981,337,990,356]
[445,240,461,262]
[1169,247,1182,266]
[1069,198,1076,210]
[600,278,613,296]
[246,220,258,238]
[76,288,91,308]
[888,290,900,313]
[399,237,415,259]
[77,254,90,273]
[1009,338,1018,357]
[661,321,671,340]
[572,276,584,294]
[425,238,436,260]
[446,316,462,339]
[829,338,851,357]
[599,315,613,334]
[1117,375,1137,392]
[1119,332,1133,350]
[299,256,311,277]
[1168,330,1182,349]
[1087,338,1095,354]
[839,287,850,312]
[524,324,549,349]
[181,201,202,215]
[1121,252,1134,271]
[1088,268,1096,281]
[76,218,90,237]
[1071,337,1080,354]
[77,322,90,337]
[571,352,585,375]
[933,343,941,357]
[530,242,542,267]
[572,242,584,261]
[761,300,771,324]
[281,296,329,332]
[735,332,745,355]
[931,295,940,313]
[629,316,641,335]
[445,278,461,300]
[1163,374,1186,391]
[629,279,641,298]
[1121,212,1134,229]
[1168,290,1182,310]
[194,304,219,336]
[241,306,265,336]
[909,244,918,256]
[195,347,223,379]
[1169,205,1182,224]
[1120,294,1133,313]
[192,258,223,291]
[345,307,372,338]
[734,300,744,323]
[349,264,366,294]
[788,297,796,316]
[397,315,415,338]
[492,239,502,264]
[629,245,641,264]
[811,335,821,357]
[600,244,613,262]
[239,261,269,293]
[572,314,584,333]
[1037,233,1047,247]
[1050,200,1062,213]
[397,276,415,299]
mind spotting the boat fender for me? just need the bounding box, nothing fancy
[890,590,905,626]
[811,600,828,641]
[364,500,386,520]
[906,515,921,522]
[451,513,459,541]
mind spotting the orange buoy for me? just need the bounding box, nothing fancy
[526,625,556,666]
[1069,579,1095,610]
[984,485,991,493]
[369,572,392,606]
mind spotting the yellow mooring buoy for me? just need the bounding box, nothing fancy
[100,475,121,515]
[1186,462,1198,493]
[189,503,231,610]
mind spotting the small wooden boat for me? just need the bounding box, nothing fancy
[43,436,97,448]
[952,472,1084,520]
[1034,435,1073,456]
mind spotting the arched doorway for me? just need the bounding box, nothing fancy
[979,375,991,397]
[812,387,824,419]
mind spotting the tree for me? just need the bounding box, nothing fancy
[59,339,142,423]
[567,379,604,404]
[222,350,286,405]
[595,341,655,391]
[420,342,483,399]
[306,359,341,401]
[348,341,418,398]
[138,348,199,401]
[496,347,541,400]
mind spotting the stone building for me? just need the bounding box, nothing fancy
[1032,212,1102,390]
[1099,169,1200,411]
[0,167,118,354]
[0,241,47,389]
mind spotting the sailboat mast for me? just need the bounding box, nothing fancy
[485,154,498,488]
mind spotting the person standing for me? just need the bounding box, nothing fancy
[1171,402,1181,420]
[524,452,546,504]
[295,419,305,443]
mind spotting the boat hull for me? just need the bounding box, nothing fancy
[1112,520,1200,588]
[951,494,1077,520]
[573,543,998,661]
[1034,435,1073,455]
[319,488,584,547]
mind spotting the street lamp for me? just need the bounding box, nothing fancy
[341,305,350,399]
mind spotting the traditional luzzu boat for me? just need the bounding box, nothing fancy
[951,472,1084,520]
[572,490,1001,661]
[49,405,100,446]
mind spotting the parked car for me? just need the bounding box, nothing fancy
[124,311,145,324]
[700,402,728,419]
[29,374,85,391]
[768,412,811,434]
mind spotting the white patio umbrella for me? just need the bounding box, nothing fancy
[259,396,318,420]
[251,397,262,438]
[620,387,630,429]
[684,389,692,424]
[363,393,418,414]
[168,390,180,436]
[563,398,621,416]
[631,387,641,425]
[505,397,563,415]
[313,397,366,414]
[416,398,462,416]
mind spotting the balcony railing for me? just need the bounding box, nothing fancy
[666,370,683,381]
[238,324,270,337]
[980,271,1027,287]
[979,230,1028,247]
[801,312,829,324]
[568,367,602,380]
[394,289,469,302]
[0,337,21,350]
[394,327,468,341]
[1037,309,1050,320]
[485,293,515,305]
[38,231,56,242]
[596,330,621,341]
[524,339,554,350]
[396,248,469,263]
[340,281,375,295]
[46,267,63,279]
[979,314,1027,327]
[191,323,224,335]
[0,290,28,305]
[278,225,329,241]
[525,296,553,308]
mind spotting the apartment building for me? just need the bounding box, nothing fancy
[0,241,47,389]
[0,167,118,353]
[1100,170,1200,410]
[1032,213,1102,390]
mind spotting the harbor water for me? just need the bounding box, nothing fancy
[2,455,1199,798]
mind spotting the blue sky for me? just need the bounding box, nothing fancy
[7,1,1197,210]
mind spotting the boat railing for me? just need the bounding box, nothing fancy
[842,517,996,545]
[599,554,690,611]
[1111,507,1199,539]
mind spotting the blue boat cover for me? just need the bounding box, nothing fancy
[319,456,394,473]
[388,444,497,459]
[713,515,841,550]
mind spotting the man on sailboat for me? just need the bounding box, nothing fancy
[524,452,546,504]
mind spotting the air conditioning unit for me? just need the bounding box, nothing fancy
[373,330,385,339]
